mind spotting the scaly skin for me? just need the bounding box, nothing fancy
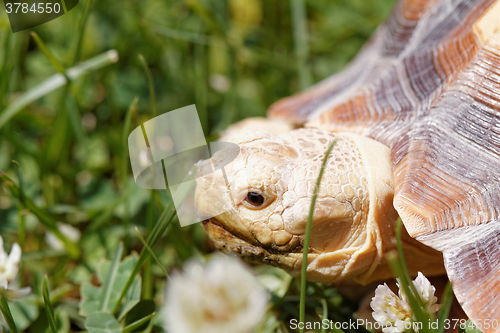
[195,126,445,284]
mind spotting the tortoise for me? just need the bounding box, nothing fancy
[194,0,500,329]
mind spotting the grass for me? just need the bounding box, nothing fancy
[299,140,336,333]
[0,0,398,332]
[385,219,455,333]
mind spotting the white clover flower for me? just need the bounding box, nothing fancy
[412,272,440,314]
[164,254,269,333]
[371,283,412,333]
[45,223,81,251]
[371,272,440,333]
[0,237,21,284]
[0,236,30,300]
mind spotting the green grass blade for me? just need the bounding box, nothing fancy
[299,140,336,333]
[394,218,429,324]
[60,0,68,13]
[0,31,12,108]
[0,296,19,333]
[194,44,208,133]
[142,317,155,333]
[290,0,311,90]
[395,219,425,308]
[63,93,86,145]
[121,97,138,244]
[0,49,118,130]
[435,282,454,333]
[72,0,93,65]
[320,299,328,333]
[12,161,26,249]
[30,32,66,74]
[123,312,156,332]
[0,74,65,130]
[87,181,135,232]
[0,171,80,258]
[111,207,175,314]
[143,192,155,299]
[138,54,157,117]
[42,276,58,333]
[151,24,214,45]
[186,0,224,37]
[122,97,138,186]
[386,251,430,330]
[138,53,158,299]
[134,227,170,279]
[111,172,195,315]
[66,50,119,78]
[331,325,346,333]
[100,243,124,312]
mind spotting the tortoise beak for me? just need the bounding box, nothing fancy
[202,218,315,274]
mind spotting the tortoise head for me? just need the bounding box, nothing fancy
[195,127,399,284]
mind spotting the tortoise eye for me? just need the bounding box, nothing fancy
[241,190,275,209]
[245,192,265,207]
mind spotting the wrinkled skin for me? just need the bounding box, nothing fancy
[195,125,445,284]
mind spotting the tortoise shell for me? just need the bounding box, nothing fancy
[269,0,500,329]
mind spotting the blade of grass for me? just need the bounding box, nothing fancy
[150,22,285,69]
[320,299,328,333]
[72,0,93,65]
[43,106,71,171]
[111,204,175,314]
[42,276,58,333]
[386,251,431,331]
[143,193,154,299]
[111,200,176,315]
[134,227,170,279]
[63,92,86,145]
[394,218,429,325]
[138,54,157,117]
[0,49,119,130]
[150,23,219,46]
[186,0,224,37]
[87,180,135,232]
[395,218,425,307]
[299,140,336,333]
[142,317,155,333]
[123,312,156,332]
[44,283,74,305]
[330,324,346,333]
[0,296,19,333]
[278,321,289,333]
[21,249,66,261]
[290,0,312,89]
[112,171,195,315]
[47,0,92,154]
[121,97,138,245]
[122,97,138,187]
[435,282,454,333]
[60,0,68,13]
[12,161,26,249]
[138,53,158,299]
[100,243,124,312]
[0,31,12,108]
[30,32,66,74]
[0,171,80,258]
[9,30,28,92]
[194,44,207,134]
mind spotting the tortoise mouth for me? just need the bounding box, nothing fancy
[202,218,317,272]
